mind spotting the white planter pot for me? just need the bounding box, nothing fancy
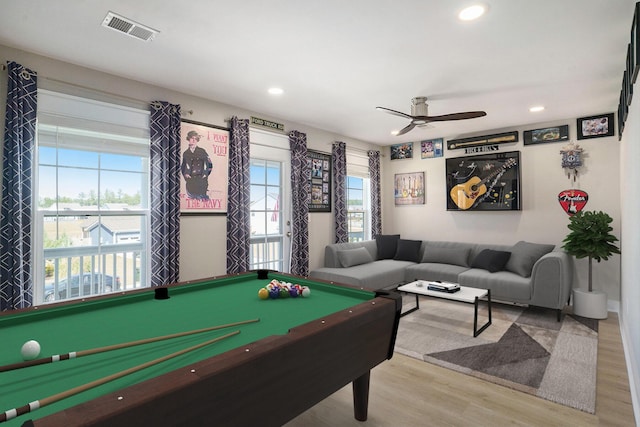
[572,289,608,319]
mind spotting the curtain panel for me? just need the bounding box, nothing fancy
[368,150,382,238]
[332,141,348,243]
[0,62,37,311]
[226,116,251,274]
[149,101,181,287]
[289,130,310,276]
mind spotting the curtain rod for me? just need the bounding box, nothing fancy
[328,142,384,156]
[1,63,193,115]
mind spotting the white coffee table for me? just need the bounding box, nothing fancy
[397,280,492,337]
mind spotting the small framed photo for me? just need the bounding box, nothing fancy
[420,138,443,158]
[390,142,413,160]
[577,113,615,140]
[523,125,569,145]
[394,172,425,205]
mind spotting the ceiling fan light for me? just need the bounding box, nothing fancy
[529,105,545,112]
[458,5,486,21]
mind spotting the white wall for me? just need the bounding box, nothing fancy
[0,44,376,280]
[619,89,640,423]
[382,122,622,302]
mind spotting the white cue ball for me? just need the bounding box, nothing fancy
[21,340,41,361]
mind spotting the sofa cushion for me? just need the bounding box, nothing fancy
[505,241,555,277]
[405,263,470,284]
[471,249,511,273]
[394,239,422,262]
[376,234,401,259]
[421,247,471,267]
[337,247,374,267]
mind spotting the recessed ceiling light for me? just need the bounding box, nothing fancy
[529,106,545,112]
[268,87,284,95]
[458,4,486,21]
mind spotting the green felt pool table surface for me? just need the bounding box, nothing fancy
[0,271,399,426]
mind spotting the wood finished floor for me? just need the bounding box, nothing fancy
[285,312,636,427]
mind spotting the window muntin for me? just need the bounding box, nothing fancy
[35,90,150,303]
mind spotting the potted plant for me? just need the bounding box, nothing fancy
[562,210,620,319]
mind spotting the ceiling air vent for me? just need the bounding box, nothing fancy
[102,11,158,42]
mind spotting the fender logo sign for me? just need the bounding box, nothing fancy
[558,189,588,216]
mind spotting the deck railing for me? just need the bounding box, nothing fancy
[43,243,145,302]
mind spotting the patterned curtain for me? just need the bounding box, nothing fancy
[368,150,382,238]
[149,101,181,287]
[289,130,310,276]
[226,116,251,274]
[332,141,348,243]
[0,62,37,311]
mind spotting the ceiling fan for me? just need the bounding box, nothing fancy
[376,96,487,136]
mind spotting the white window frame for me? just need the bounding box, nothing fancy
[34,90,151,303]
[346,151,372,242]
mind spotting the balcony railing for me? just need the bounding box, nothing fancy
[43,243,145,303]
[249,236,283,271]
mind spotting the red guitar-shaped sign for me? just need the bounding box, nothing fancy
[558,189,588,215]
[450,158,517,210]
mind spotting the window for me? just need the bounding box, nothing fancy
[346,176,371,242]
[35,90,150,303]
[346,151,372,242]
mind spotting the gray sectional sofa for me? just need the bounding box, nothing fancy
[309,236,573,317]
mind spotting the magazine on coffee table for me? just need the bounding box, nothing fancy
[427,281,460,293]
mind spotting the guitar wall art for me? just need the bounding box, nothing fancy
[446,151,521,211]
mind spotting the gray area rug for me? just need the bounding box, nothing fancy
[394,295,598,413]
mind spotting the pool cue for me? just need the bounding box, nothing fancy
[0,330,240,423]
[0,318,259,373]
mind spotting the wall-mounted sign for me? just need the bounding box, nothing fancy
[558,189,588,216]
[250,116,285,132]
[447,131,518,150]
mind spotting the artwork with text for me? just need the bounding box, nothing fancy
[446,151,521,211]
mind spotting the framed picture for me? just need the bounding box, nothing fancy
[420,138,444,158]
[523,125,569,145]
[576,113,615,140]
[394,172,425,205]
[632,2,640,83]
[446,151,521,211]
[390,142,413,160]
[447,130,518,150]
[180,119,229,214]
[308,150,331,212]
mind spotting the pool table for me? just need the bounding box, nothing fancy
[0,271,401,427]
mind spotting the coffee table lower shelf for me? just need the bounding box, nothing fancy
[397,281,492,337]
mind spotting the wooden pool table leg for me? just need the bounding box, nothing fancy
[352,371,371,421]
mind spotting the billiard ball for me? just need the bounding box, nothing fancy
[21,340,41,361]
[301,286,311,297]
[258,288,269,300]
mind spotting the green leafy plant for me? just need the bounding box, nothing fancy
[562,210,620,292]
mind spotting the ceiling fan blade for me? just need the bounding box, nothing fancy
[376,106,414,120]
[425,111,487,122]
[396,122,416,136]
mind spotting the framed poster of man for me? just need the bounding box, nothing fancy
[180,119,229,214]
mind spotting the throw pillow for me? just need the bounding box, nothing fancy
[421,247,471,267]
[393,239,422,262]
[375,234,401,260]
[337,247,374,268]
[505,241,555,277]
[471,249,511,273]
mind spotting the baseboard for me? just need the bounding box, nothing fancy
[608,299,620,313]
[619,315,640,427]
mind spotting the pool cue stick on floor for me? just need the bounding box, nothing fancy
[0,329,240,423]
